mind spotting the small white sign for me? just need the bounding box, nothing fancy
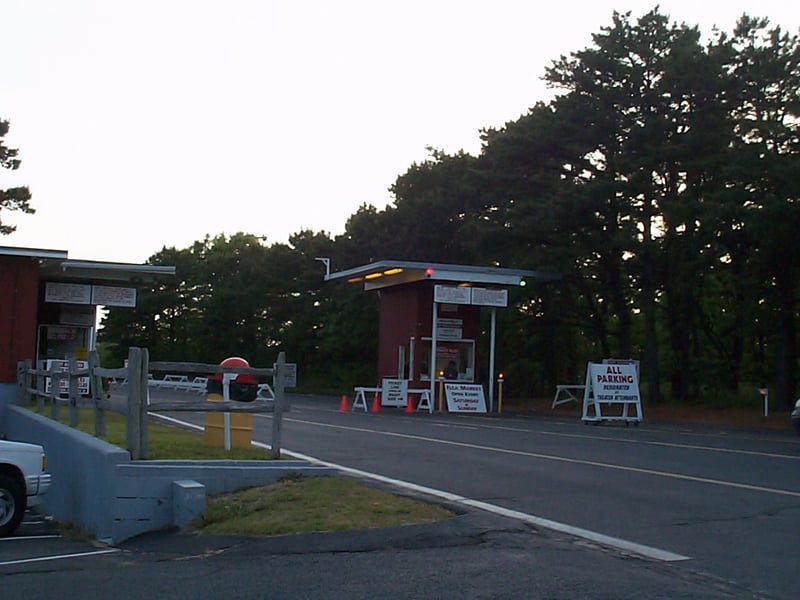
[434,285,471,305]
[471,287,508,307]
[382,378,409,407]
[45,282,92,305]
[283,363,297,388]
[92,285,137,307]
[437,318,463,328]
[445,383,487,413]
[59,311,96,326]
[44,359,90,395]
[437,327,463,340]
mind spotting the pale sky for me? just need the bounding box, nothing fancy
[2,1,798,264]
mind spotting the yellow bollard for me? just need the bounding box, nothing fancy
[497,373,504,414]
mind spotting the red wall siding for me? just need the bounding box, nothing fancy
[377,284,423,383]
[377,282,484,386]
[0,256,39,382]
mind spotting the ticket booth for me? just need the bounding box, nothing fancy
[325,260,555,410]
[0,246,175,404]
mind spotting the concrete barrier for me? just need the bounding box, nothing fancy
[1,404,335,544]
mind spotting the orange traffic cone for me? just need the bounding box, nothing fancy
[340,394,348,412]
[371,393,380,413]
[405,396,414,413]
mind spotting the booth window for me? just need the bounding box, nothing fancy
[420,339,475,382]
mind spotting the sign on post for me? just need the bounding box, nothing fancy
[43,359,90,396]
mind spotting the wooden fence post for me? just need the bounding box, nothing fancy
[126,348,142,459]
[271,351,286,459]
[67,354,80,428]
[139,347,149,459]
[35,360,45,412]
[87,351,106,438]
[50,368,63,420]
[16,360,31,405]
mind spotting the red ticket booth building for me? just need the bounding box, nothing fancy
[325,260,551,410]
[0,245,174,404]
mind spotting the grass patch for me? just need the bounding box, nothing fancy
[34,405,270,460]
[193,475,454,536]
[30,404,455,537]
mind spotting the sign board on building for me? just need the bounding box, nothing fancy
[45,282,138,308]
[59,311,96,326]
[471,287,508,307]
[45,282,92,305]
[92,285,137,308]
[434,285,471,305]
[444,383,487,413]
[381,378,409,407]
[436,317,463,340]
[434,285,509,308]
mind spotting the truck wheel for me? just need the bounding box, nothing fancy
[0,473,26,537]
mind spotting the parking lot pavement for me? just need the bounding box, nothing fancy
[0,509,118,568]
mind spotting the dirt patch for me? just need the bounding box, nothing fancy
[505,396,794,432]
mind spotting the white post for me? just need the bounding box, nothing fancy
[222,373,236,451]
[489,307,497,413]
[409,337,415,383]
[430,300,438,403]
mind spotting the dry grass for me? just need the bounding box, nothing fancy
[193,475,454,536]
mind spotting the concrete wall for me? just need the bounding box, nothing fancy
[1,404,335,544]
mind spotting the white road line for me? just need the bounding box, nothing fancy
[151,413,690,562]
[152,413,203,431]
[271,445,691,563]
[0,535,61,542]
[472,422,800,461]
[286,417,800,498]
[0,548,119,567]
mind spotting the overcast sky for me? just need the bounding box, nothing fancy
[2,1,798,265]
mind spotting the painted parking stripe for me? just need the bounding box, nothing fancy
[0,535,61,542]
[0,548,119,567]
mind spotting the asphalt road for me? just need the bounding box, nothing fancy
[2,392,799,599]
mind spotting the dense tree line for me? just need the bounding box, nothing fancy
[99,10,800,409]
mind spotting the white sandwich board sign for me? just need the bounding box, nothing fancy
[444,383,487,413]
[382,378,409,407]
[581,361,642,424]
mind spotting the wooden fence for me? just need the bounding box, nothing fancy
[17,348,288,460]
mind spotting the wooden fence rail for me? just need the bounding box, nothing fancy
[17,348,288,460]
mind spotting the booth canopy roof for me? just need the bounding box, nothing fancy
[326,259,558,291]
[0,245,175,286]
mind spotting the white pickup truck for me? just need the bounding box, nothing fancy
[0,439,52,536]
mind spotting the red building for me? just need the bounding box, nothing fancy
[0,245,174,404]
[326,260,555,411]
